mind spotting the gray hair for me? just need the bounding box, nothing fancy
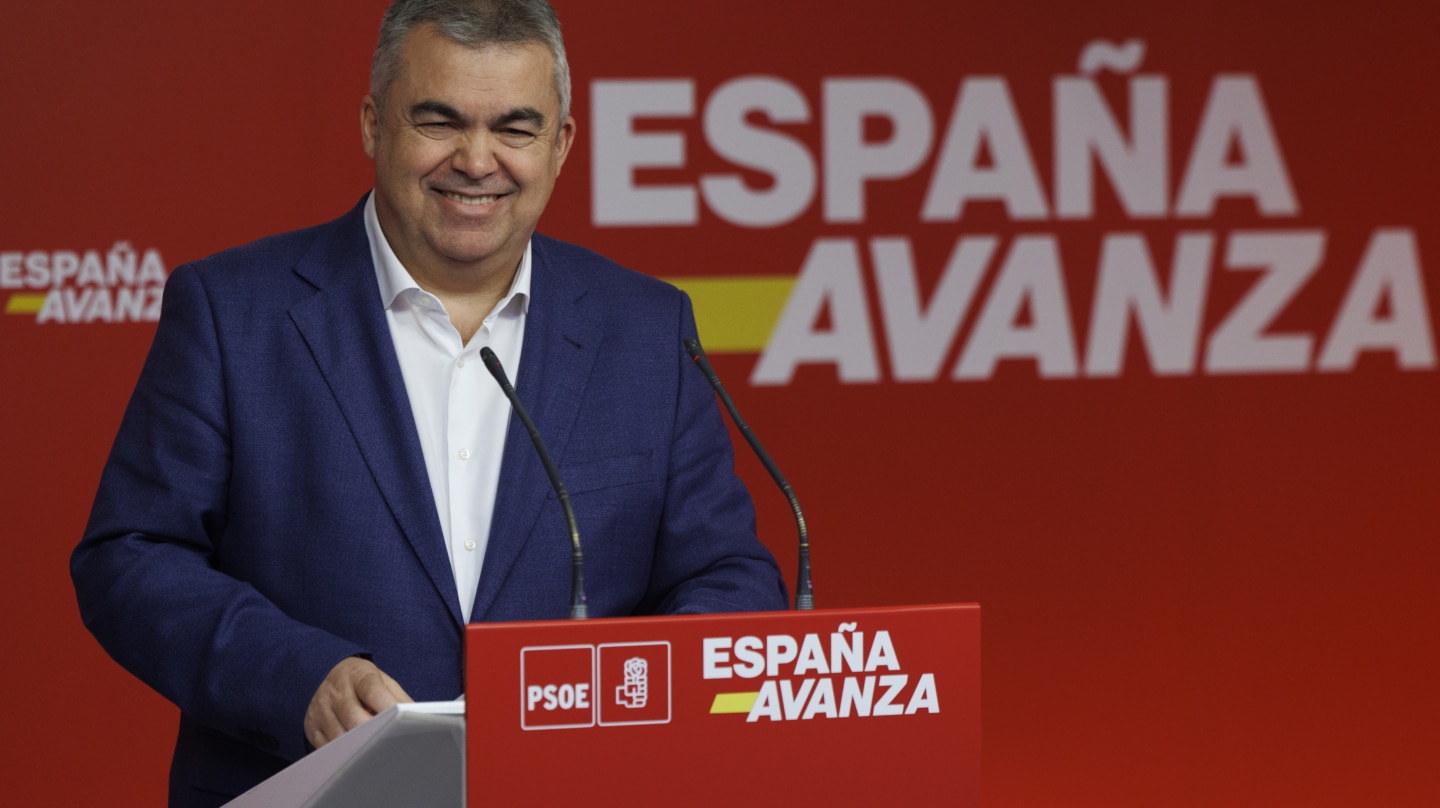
[370,0,571,121]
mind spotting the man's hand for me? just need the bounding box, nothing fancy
[304,656,414,749]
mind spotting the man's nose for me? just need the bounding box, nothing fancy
[450,132,498,178]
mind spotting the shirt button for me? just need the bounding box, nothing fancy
[458,448,470,461]
[457,357,466,368]
[464,540,477,551]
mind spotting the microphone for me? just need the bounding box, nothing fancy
[683,338,813,610]
[479,346,588,619]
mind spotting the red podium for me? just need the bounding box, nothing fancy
[222,603,978,807]
[465,603,980,806]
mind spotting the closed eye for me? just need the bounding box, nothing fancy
[412,120,460,139]
[407,100,467,134]
[495,128,541,147]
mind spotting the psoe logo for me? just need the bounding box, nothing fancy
[520,641,671,731]
[703,623,940,723]
[1,242,168,325]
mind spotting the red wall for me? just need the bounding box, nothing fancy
[4,1,1438,804]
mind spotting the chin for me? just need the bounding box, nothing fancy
[436,240,508,266]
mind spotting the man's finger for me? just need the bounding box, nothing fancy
[355,667,414,714]
[304,657,409,748]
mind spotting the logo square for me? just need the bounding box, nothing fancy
[597,641,671,726]
[520,644,596,730]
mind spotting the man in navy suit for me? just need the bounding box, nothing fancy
[71,1,787,805]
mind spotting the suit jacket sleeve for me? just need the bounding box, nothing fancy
[71,262,367,764]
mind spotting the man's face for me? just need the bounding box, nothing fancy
[362,24,575,282]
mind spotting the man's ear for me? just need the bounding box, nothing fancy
[553,115,577,171]
[361,95,381,159]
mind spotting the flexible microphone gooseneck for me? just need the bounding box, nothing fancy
[683,338,814,610]
[479,346,588,619]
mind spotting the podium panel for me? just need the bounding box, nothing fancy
[224,702,465,808]
[465,604,979,806]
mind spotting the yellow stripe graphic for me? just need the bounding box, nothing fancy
[5,294,47,315]
[709,692,760,714]
[666,276,795,354]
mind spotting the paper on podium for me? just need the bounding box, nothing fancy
[224,701,465,808]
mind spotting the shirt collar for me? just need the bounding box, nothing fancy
[364,191,532,316]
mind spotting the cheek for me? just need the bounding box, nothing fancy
[385,138,449,181]
[516,156,561,192]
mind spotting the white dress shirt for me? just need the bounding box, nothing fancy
[363,193,528,622]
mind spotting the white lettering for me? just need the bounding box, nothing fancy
[77,250,106,286]
[802,678,838,719]
[747,680,781,722]
[864,630,900,672]
[922,77,1049,221]
[765,635,799,677]
[733,636,765,679]
[955,235,1079,379]
[1318,229,1437,371]
[794,633,829,675]
[144,287,164,321]
[1205,230,1324,373]
[905,673,941,714]
[840,676,875,717]
[107,242,137,285]
[137,250,167,284]
[874,236,995,381]
[526,683,591,712]
[591,80,696,226]
[62,288,93,322]
[830,628,864,674]
[779,679,815,720]
[85,286,114,322]
[824,78,934,222]
[26,252,51,288]
[751,238,880,385]
[1054,75,1168,218]
[700,77,816,227]
[114,287,147,322]
[1084,232,1213,376]
[703,637,733,679]
[36,291,63,324]
[0,253,21,288]
[52,252,80,288]
[873,674,908,716]
[1176,76,1298,217]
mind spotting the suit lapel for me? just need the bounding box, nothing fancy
[287,203,465,627]
[470,236,602,620]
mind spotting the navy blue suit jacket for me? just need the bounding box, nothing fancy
[72,199,786,806]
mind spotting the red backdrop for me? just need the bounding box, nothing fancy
[3,1,1437,805]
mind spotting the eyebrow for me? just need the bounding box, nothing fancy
[492,107,547,129]
[409,100,465,122]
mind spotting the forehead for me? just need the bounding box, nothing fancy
[390,25,559,115]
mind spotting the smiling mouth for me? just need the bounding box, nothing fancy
[442,191,502,205]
